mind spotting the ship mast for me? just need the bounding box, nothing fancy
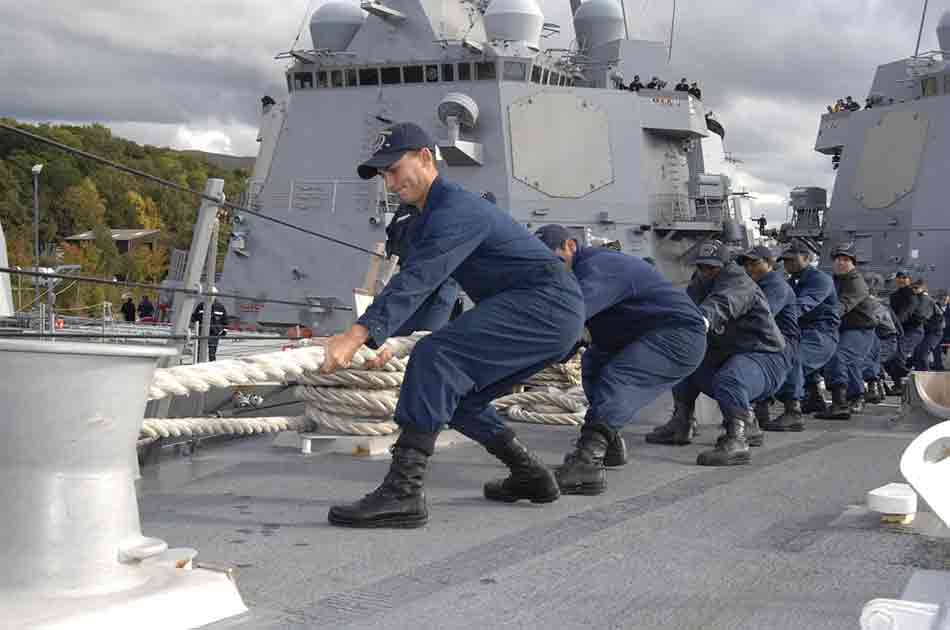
[914,0,929,56]
[668,0,677,62]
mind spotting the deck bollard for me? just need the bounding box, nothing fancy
[0,339,246,629]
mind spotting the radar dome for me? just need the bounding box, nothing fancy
[938,10,950,54]
[310,2,365,52]
[483,0,545,49]
[573,0,625,51]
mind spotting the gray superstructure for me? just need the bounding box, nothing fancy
[220,0,748,332]
[814,10,950,286]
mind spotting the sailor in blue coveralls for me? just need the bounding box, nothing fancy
[320,123,585,528]
[646,241,787,465]
[773,240,840,418]
[815,243,878,420]
[736,246,801,438]
[534,225,707,495]
[384,203,459,336]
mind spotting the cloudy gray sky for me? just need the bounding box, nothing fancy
[1,0,947,223]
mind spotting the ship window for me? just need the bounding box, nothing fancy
[441,64,455,81]
[475,62,496,80]
[559,75,566,86]
[458,63,472,80]
[549,72,559,85]
[331,70,344,88]
[541,69,549,84]
[922,76,938,97]
[294,72,314,90]
[286,74,293,92]
[503,61,527,81]
[381,66,402,84]
[346,69,358,87]
[531,65,542,83]
[359,68,379,86]
[425,65,439,82]
[403,65,424,83]
[316,71,329,88]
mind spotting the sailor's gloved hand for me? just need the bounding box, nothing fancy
[560,327,591,363]
[321,325,370,374]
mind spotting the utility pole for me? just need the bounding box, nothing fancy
[31,164,43,307]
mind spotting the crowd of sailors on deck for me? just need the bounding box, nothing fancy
[318,121,949,529]
[618,74,702,99]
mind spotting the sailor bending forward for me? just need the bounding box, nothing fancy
[535,225,707,494]
[647,241,789,466]
[320,123,585,528]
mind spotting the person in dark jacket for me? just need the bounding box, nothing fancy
[770,240,840,425]
[737,246,801,436]
[862,296,902,403]
[891,271,923,367]
[120,296,136,322]
[935,293,950,370]
[137,295,155,320]
[322,122,585,528]
[646,241,788,466]
[191,300,229,361]
[535,225,707,494]
[913,282,944,370]
[815,243,877,419]
[385,203,459,335]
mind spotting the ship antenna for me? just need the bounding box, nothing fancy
[667,0,677,62]
[290,0,318,51]
[914,0,929,57]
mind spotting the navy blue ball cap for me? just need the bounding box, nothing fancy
[357,122,435,179]
[534,224,574,250]
[693,239,727,267]
[736,245,774,264]
[779,239,812,258]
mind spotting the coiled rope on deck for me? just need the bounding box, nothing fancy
[143,333,589,439]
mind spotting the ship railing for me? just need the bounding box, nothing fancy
[653,193,724,225]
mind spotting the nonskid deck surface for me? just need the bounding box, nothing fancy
[137,401,949,630]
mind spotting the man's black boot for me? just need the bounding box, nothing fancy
[696,409,751,466]
[885,377,904,397]
[815,385,851,420]
[864,380,882,404]
[762,399,804,432]
[849,396,865,414]
[801,382,828,414]
[556,425,611,495]
[328,430,435,528]
[603,431,628,467]
[876,380,889,402]
[748,401,769,446]
[646,398,696,445]
[483,428,560,503]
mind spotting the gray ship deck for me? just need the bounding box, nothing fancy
[138,402,949,630]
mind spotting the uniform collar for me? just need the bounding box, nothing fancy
[422,175,448,213]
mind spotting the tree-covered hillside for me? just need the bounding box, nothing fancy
[0,119,250,313]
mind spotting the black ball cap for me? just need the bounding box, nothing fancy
[357,122,435,179]
[534,224,574,250]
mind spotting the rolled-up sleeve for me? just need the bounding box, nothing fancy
[357,209,489,346]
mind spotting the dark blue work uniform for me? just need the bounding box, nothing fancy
[357,177,585,443]
[673,263,788,415]
[385,204,459,336]
[571,247,707,431]
[776,266,840,401]
[757,270,800,355]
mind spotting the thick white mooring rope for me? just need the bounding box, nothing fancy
[143,333,588,439]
